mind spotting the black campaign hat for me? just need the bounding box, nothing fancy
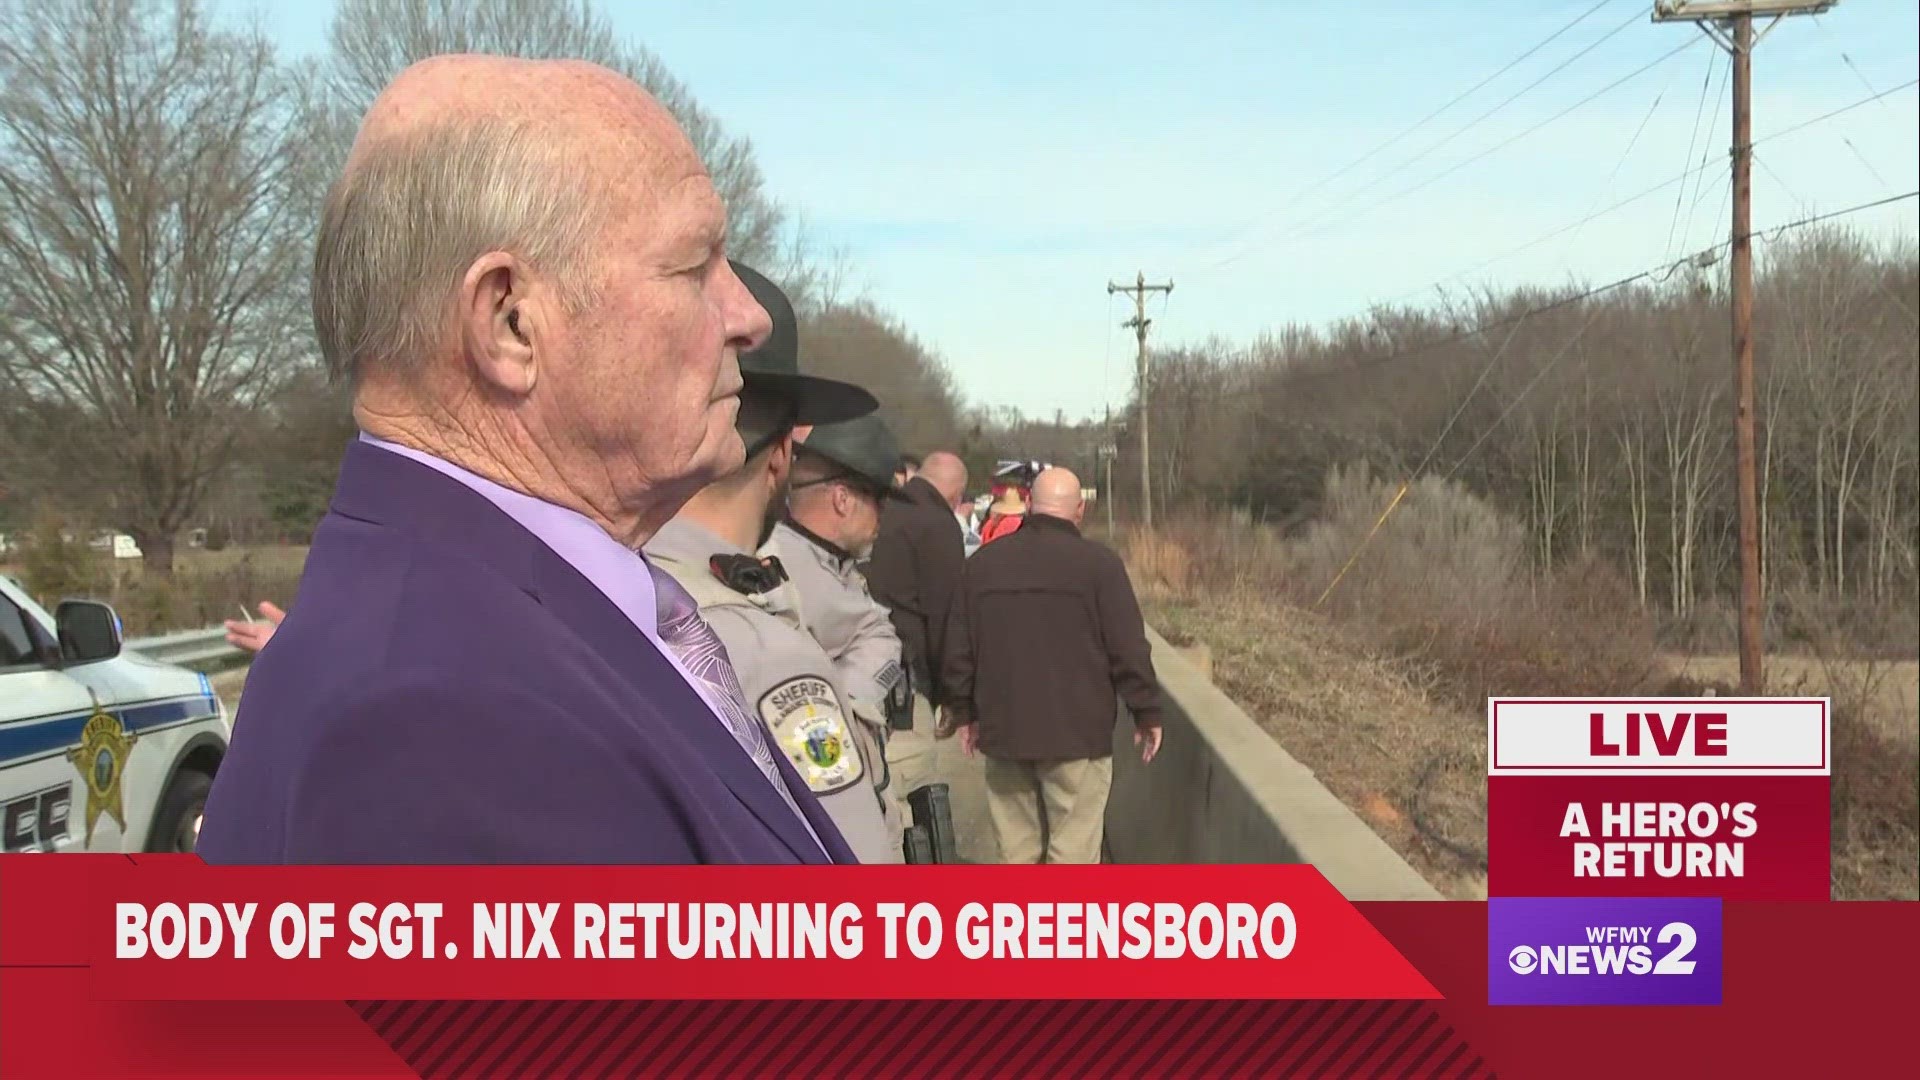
[732,260,876,425]
[797,414,911,501]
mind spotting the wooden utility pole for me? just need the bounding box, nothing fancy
[1107,271,1173,530]
[1102,407,1117,535]
[1653,0,1834,693]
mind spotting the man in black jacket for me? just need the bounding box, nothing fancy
[942,467,1163,864]
[865,450,969,796]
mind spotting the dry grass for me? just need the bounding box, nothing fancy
[1145,591,1488,899]
[1130,498,1920,901]
[1665,654,1919,741]
[3,542,309,637]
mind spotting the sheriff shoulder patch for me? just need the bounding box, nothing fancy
[757,676,864,795]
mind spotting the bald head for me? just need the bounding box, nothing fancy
[1031,468,1085,522]
[315,55,704,384]
[317,53,773,548]
[918,451,969,504]
[347,55,683,167]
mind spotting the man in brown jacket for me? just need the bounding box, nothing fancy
[942,467,1164,864]
[865,450,970,796]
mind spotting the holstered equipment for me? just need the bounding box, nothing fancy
[902,825,935,865]
[906,783,958,864]
[885,652,915,732]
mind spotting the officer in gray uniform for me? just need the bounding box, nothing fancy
[643,262,901,864]
[771,414,916,829]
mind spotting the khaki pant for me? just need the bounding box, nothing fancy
[883,692,939,832]
[982,756,1112,864]
[851,713,905,861]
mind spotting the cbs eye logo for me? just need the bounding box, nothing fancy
[1507,946,1539,974]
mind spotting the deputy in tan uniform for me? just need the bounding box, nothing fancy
[771,414,916,828]
[644,263,900,864]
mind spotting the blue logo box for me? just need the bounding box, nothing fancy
[1487,897,1722,1006]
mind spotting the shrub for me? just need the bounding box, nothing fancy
[1828,685,1919,900]
[1286,463,1528,634]
[19,511,102,605]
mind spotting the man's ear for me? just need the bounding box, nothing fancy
[460,252,541,397]
[768,431,796,484]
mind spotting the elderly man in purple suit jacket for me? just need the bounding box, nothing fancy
[196,55,857,865]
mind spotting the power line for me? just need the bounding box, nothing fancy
[1296,189,1919,387]
[1753,152,1806,209]
[1764,76,1919,142]
[1668,50,1721,256]
[1263,36,1705,258]
[1190,18,1912,286]
[1566,87,1669,258]
[1752,189,1919,240]
[1309,189,1918,607]
[1442,312,1598,484]
[1185,1,1640,275]
[1680,54,1734,254]
[1300,3,1648,229]
[1372,78,1918,307]
[1799,16,1900,192]
[1841,138,1888,188]
[1813,13,1894,107]
[1285,0,1626,218]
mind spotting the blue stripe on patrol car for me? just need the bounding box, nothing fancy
[0,694,220,767]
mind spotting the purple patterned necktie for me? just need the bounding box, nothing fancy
[649,563,824,854]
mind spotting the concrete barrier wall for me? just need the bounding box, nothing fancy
[1105,627,1441,900]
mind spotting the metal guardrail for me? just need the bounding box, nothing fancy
[125,626,247,667]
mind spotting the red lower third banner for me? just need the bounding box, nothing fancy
[3,856,1916,1077]
[2,856,1435,1001]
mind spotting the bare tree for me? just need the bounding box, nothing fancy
[1658,374,1723,619]
[1614,411,1654,608]
[324,0,785,266]
[1568,369,1601,561]
[797,302,965,453]
[1524,404,1566,571]
[0,0,318,575]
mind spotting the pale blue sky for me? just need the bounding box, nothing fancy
[222,0,1919,421]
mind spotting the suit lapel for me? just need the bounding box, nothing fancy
[528,545,830,864]
[331,441,831,864]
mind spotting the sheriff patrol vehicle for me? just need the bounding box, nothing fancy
[0,573,226,854]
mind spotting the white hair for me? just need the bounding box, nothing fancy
[312,114,608,383]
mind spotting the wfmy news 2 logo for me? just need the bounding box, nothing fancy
[1487,897,1722,1006]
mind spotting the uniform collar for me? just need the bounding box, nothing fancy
[648,516,743,563]
[647,517,802,620]
[781,515,856,565]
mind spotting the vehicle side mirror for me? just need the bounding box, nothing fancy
[56,600,122,664]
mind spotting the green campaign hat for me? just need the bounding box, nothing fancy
[731,260,876,424]
[797,413,910,500]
